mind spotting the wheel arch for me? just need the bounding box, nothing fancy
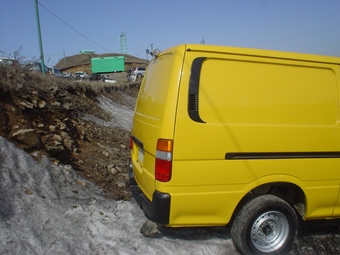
[230,179,307,225]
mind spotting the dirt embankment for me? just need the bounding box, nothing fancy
[0,65,140,200]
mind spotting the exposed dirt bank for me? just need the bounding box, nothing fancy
[0,65,139,200]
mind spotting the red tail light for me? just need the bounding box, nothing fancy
[155,139,173,182]
[129,136,133,150]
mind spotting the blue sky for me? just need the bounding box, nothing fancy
[1,0,340,67]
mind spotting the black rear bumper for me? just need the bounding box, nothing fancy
[129,159,170,225]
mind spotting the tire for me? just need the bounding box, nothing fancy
[231,195,297,255]
[137,73,142,78]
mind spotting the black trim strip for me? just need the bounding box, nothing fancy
[132,136,143,149]
[225,152,340,160]
[188,57,206,123]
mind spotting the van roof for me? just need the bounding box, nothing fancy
[162,44,340,65]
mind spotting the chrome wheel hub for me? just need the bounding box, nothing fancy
[250,211,289,253]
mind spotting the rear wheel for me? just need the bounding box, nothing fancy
[137,73,142,78]
[231,195,297,255]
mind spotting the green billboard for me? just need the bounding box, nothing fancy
[91,56,125,73]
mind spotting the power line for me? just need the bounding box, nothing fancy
[37,1,112,53]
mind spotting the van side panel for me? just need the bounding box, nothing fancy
[200,59,337,125]
[131,46,185,201]
[162,48,340,224]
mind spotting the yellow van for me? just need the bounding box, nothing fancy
[129,44,340,255]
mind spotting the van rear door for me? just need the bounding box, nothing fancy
[130,45,185,201]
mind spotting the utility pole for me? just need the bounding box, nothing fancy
[34,0,46,74]
[63,49,66,67]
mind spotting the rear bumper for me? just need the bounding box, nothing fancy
[129,159,171,225]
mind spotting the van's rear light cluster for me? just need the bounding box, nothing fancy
[155,139,173,182]
[129,137,133,150]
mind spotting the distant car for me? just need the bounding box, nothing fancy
[0,57,19,66]
[49,67,64,78]
[74,71,86,79]
[131,67,146,78]
[89,73,102,81]
[104,77,117,84]
[61,72,72,78]
[25,62,49,74]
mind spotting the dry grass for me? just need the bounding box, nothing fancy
[0,65,137,96]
